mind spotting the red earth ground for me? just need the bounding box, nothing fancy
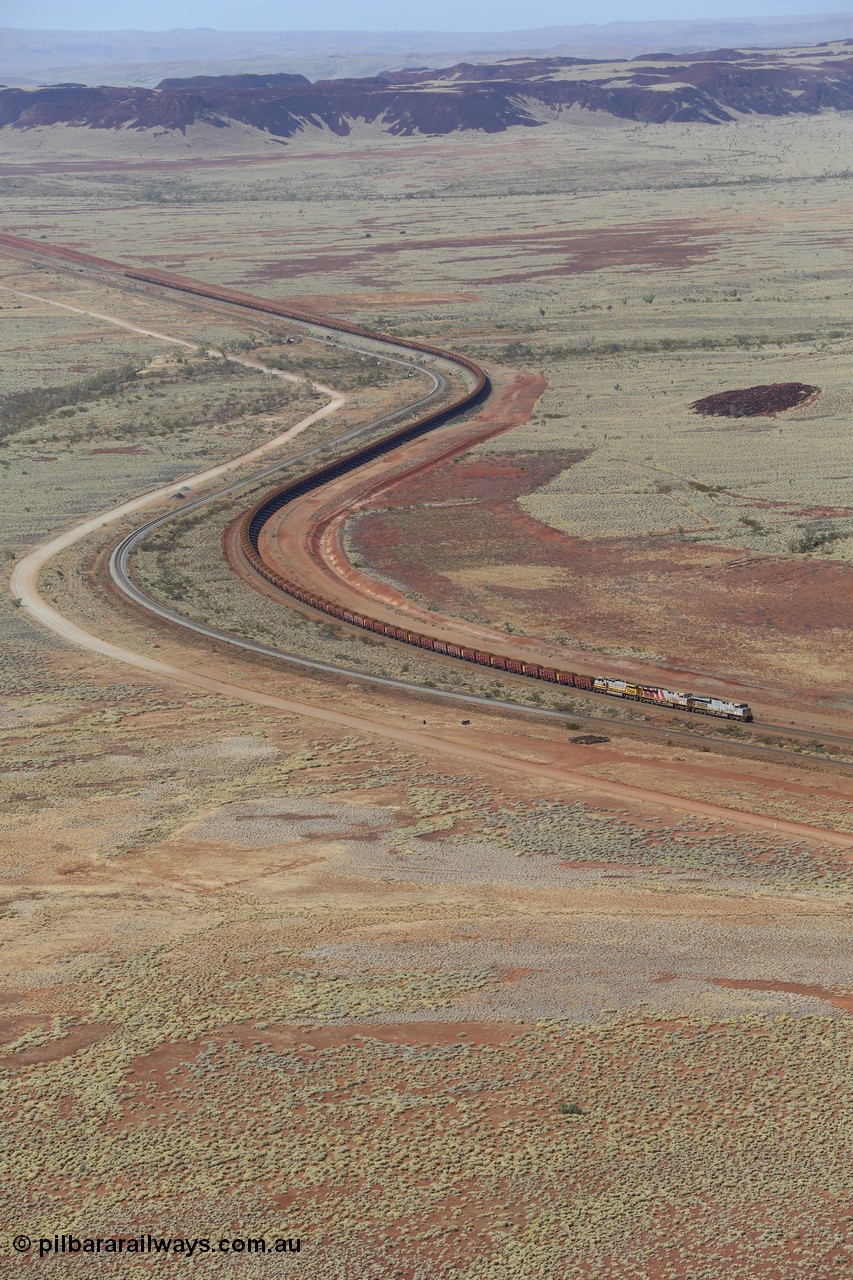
[252,216,717,289]
[251,371,853,723]
[347,450,853,694]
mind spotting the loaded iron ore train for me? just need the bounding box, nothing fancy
[121,265,754,725]
[249,556,754,723]
[238,485,753,723]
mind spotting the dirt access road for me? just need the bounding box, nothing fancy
[5,259,853,846]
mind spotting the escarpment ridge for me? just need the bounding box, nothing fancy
[6,42,853,135]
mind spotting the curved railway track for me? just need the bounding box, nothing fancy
[4,234,853,770]
[120,265,755,724]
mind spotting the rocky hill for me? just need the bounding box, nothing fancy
[5,44,853,137]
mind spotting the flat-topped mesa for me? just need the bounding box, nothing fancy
[5,43,853,136]
[690,383,821,418]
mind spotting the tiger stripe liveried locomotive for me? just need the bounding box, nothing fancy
[593,678,753,721]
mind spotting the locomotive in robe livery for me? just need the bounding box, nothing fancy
[593,677,753,720]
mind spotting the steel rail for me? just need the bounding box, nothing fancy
[109,530,853,773]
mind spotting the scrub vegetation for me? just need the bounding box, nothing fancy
[2,101,852,1279]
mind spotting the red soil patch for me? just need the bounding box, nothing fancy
[254,217,716,286]
[125,1021,530,1079]
[0,1013,49,1045]
[351,448,853,696]
[378,449,584,508]
[282,290,479,314]
[710,977,853,1015]
[302,1020,533,1048]
[0,1022,113,1068]
[690,382,820,418]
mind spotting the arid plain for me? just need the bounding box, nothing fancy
[2,106,853,1277]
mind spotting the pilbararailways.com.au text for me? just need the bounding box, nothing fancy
[12,1233,301,1259]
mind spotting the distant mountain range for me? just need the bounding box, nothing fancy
[2,15,853,86]
[4,44,853,136]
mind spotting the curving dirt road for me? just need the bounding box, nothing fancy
[0,280,346,404]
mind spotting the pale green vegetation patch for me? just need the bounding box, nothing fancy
[0,286,161,394]
[0,352,320,553]
[485,798,852,891]
[1,348,311,449]
[482,342,853,558]
[2,984,850,1278]
[524,489,690,538]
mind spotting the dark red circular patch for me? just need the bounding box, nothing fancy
[689,382,820,418]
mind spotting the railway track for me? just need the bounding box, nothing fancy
[5,233,853,774]
[107,532,853,777]
[112,261,752,722]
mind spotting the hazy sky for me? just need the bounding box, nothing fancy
[5,1,852,32]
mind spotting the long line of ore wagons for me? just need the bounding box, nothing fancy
[121,266,754,725]
[239,538,754,721]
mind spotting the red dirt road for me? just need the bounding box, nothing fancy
[253,363,555,650]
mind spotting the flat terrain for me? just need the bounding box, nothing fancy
[1,110,852,1277]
